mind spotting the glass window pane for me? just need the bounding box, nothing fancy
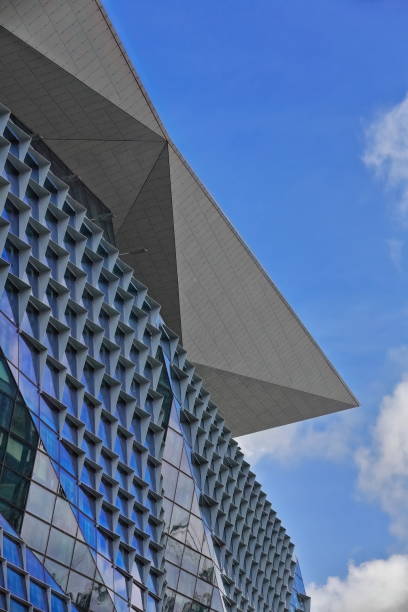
[0,314,19,363]
[164,561,179,590]
[66,571,93,610]
[182,546,200,575]
[0,392,14,429]
[179,447,191,475]
[131,582,144,609]
[198,556,214,584]
[30,580,48,611]
[39,423,59,463]
[26,550,45,583]
[96,554,113,590]
[166,537,183,565]
[21,514,50,554]
[90,579,115,612]
[78,512,96,550]
[44,559,69,591]
[0,499,22,532]
[10,599,29,612]
[32,451,58,491]
[177,569,195,598]
[26,482,55,522]
[3,535,22,567]
[5,435,36,476]
[186,514,204,552]
[19,336,37,383]
[10,399,37,443]
[162,428,183,467]
[52,497,78,537]
[0,467,27,509]
[46,528,75,566]
[72,540,96,579]
[50,594,67,612]
[114,568,128,600]
[59,470,77,506]
[79,488,95,518]
[174,472,193,510]
[7,567,26,598]
[161,462,178,500]
[169,505,189,543]
[194,577,213,606]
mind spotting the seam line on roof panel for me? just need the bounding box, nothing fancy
[0,25,165,145]
[169,143,359,407]
[115,141,167,235]
[95,0,169,140]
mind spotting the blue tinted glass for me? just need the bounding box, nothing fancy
[99,506,112,531]
[51,594,67,612]
[59,470,77,505]
[147,594,158,612]
[3,536,22,566]
[60,444,77,476]
[117,494,127,515]
[80,402,94,432]
[7,567,26,598]
[79,489,95,518]
[115,546,127,571]
[41,364,55,398]
[26,549,45,583]
[78,512,96,550]
[97,530,112,559]
[10,599,28,612]
[145,463,156,489]
[0,288,18,329]
[114,597,128,612]
[81,464,95,489]
[114,569,127,600]
[40,423,59,462]
[30,580,48,611]
[19,374,39,415]
[39,399,58,431]
[19,337,37,383]
[62,382,75,414]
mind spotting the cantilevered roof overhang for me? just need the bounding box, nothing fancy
[0,0,358,436]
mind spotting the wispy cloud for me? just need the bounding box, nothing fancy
[363,94,408,268]
[387,238,404,271]
[356,375,408,540]
[237,412,354,465]
[363,93,408,220]
[309,555,408,612]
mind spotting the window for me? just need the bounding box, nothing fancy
[3,536,22,567]
[30,580,48,611]
[7,567,26,598]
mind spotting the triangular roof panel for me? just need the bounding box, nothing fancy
[0,0,358,436]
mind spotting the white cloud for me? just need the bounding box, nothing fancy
[356,376,408,540]
[387,238,403,270]
[387,345,408,371]
[363,93,408,219]
[309,555,408,612]
[237,413,354,465]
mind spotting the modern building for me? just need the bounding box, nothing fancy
[0,2,357,611]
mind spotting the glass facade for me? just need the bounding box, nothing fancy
[0,107,310,611]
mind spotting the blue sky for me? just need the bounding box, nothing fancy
[103,1,408,608]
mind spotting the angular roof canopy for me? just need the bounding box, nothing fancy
[0,0,358,436]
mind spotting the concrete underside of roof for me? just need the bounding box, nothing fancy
[0,4,358,436]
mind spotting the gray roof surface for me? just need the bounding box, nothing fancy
[0,0,358,435]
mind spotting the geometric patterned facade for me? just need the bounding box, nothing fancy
[0,107,310,611]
